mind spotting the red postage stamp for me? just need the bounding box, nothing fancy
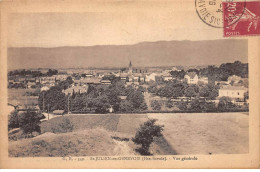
[223,1,260,37]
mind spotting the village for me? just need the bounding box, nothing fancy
[7,60,249,116]
[7,60,250,157]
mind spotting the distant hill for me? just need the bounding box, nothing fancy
[8,39,248,70]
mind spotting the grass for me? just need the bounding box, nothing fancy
[9,112,249,156]
[116,114,149,136]
[41,114,120,133]
[9,129,120,157]
[147,112,249,155]
[8,88,38,105]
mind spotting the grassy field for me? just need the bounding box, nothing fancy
[8,88,38,106]
[9,129,123,157]
[147,113,249,155]
[9,112,249,156]
[41,114,120,133]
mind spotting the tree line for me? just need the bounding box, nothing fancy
[8,69,58,77]
[38,81,148,113]
[148,80,219,100]
[168,61,248,81]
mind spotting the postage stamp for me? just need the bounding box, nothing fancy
[223,1,260,37]
[196,0,260,36]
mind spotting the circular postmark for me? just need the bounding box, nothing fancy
[195,0,246,28]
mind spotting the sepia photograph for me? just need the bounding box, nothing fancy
[0,0,259,168]
[6,13,250,157]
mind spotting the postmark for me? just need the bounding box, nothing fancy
[195,0,246,28]
[223,1,260,37]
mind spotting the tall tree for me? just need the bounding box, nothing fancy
[38,86,67,112]
[127,90,147,110]
[94,95,111,113]
[132,119,164,155]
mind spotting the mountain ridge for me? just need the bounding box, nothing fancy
[8,39,248,70]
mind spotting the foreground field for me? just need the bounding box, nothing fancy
[148,113,249,155]
[9,129,126,157]
[9,112,248,156]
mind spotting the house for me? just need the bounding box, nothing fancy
[120,73,128,81]
[162,75,173,81]
[85,73,94,78]
[161,69,172,76]
[26,81,35,89]
[218,85,248,100]
[146,73,157,82]
[139,76,146,82]
[119,96,127,100]
[108,106,114,113]
[100,80,112,85]
[74,78,101,85]
[27,77,36,83]
[53,110,65,115]
[120,76,127,81]
[53,74,68,81]
[41,86,50,91]
[215,81,229,86]
[171,66,182,72]
[198,77,208,84]
[184,72,199,84]
[19,77,26,83]
[40,76,56,84]
[62,85,88,95]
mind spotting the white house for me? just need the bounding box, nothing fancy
[62,85,88,95]
[198,77,208,84]
[218,85,248,100]
[100,80,112,85]
[40,76,56,84]
[163,75,173,81]
[41,86,50,92]
[146,73,157,82]
[184,72,199,84]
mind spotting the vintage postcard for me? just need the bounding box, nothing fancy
[0,0,259,169]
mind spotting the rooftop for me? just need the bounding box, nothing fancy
[220,85,248,91]
[185,72,197,79]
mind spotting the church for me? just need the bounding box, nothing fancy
[119,61,146,84]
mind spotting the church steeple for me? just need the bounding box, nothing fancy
[129,60,133,75]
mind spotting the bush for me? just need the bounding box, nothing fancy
[139,102,148,111]
[177,101,188,111]
[94,95,111,114]
[8,111,19,130]
[127,90,147,110]
[166,99,173,108]
[19,110,43,137]
[132,119,164,155]
[51,118,74,133]
[189,99,201,111]
[189,99,217,112]
[151,100,162,111]
[119,100,134,112]
[217,96,236,112]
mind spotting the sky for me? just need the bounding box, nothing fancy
[6,2,248,69]
[7,0,224,48]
